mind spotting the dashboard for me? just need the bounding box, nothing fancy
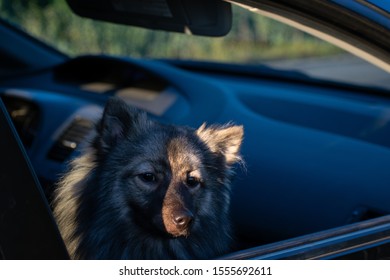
[2,55,390,248]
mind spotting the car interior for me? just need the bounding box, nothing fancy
[1,0,390,259]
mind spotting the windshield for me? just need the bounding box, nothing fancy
[1,0,390,90]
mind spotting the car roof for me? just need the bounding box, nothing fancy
[332,0,390,27]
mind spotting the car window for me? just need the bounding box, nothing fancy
[1,0,390,90]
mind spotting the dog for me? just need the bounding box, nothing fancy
[53,97,243,259]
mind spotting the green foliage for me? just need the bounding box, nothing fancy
[0,0,342,61]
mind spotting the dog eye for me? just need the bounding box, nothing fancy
[186,176,201,188]
[138,173,157,183]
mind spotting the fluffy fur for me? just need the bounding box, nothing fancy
[53,97,243,259]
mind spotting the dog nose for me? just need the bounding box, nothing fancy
[173,210,193,229]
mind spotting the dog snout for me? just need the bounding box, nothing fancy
[173,210,193,230]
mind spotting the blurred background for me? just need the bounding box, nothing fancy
[0,0,342,61]
[3,0,390,89]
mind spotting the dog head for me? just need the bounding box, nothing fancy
[94,97,243,238]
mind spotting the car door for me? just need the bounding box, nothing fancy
[0,98,69,259]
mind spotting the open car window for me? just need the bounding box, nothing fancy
[1,1,390,90]
[221,214,390,260]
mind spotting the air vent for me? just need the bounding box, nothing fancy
[48,118,94,162]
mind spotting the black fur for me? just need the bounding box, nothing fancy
[53,97,243,259]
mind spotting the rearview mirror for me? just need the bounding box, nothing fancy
[65,0,232,37]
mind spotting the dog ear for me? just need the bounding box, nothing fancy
[196,123,244,165]
[96,97,149,153]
